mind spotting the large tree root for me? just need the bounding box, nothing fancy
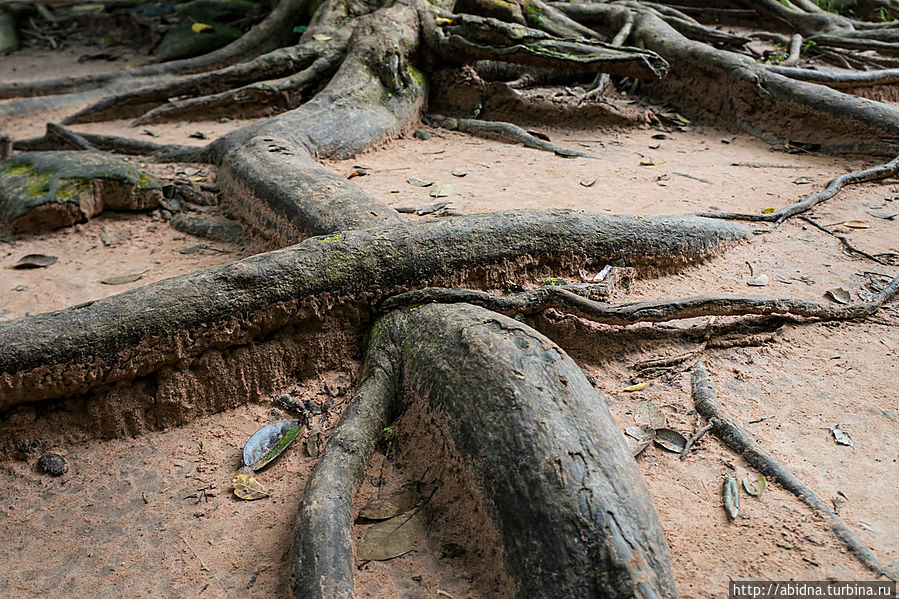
[691,361,885,576]
[0,211,748,412]
[555,2,899,154]
[695,154,899,223]
[292,303,676,598]
[380,275,899,324]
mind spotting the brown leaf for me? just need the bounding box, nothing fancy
[13,254,57,269]
[653,428,687,453]
[359,484,419,520]
[100,271,146,285]
[232,474,269,500]
[358,507,430,561]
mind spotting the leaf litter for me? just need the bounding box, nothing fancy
[243,420,302,470]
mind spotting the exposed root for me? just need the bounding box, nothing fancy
[765,66,899,88]
[14,129,208,163]
[781,33,803,66]
[585,12,634,100]
[0,0,310,100]
[132,53,343,125]
[691,361,885,576]
[380,276,899,326]
[679,417,717,461]
[292,303,676,598]
[427,114,595,158]
[45,122,95,151]
[799,215,898,265]
[62,34,349,125]
[695,155,899,223]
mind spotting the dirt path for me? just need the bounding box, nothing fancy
[1,43,897,598]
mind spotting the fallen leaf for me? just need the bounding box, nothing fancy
[417,202,448,216]
[358,507,430,561]
[579,179,596,188]
[634,400,666,430]
[13,254,57,269]
[842,220,869,229]
[675,113,691,124]
[624,382,648,392]
[99,228,130,246]
[143,129,160,138]
[824,287,851,304]
[242,420,303,471]
[312,34,332,41]
[232,474,269,500]
[100,271,145,285]
[451,168,467,177]
[865,208,898,220]
[625,425,656,442]
[639,161,656,167]
[359,484,419,520]
[747,274,769,287]
[407,176,433,187]
[191,22,213,33]
[793,177,813,185]
[430,184,453,199]
[761,207,776,215]
[631,439,653,457]
[721,135,736,144]
[653,428,687,453]
[182,167,201,177]
[723,475,740,520]
[652,133,669,140]
[742,475,767,497]
[831,425,853,447]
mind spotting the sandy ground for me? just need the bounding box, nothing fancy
[1,40,898,599]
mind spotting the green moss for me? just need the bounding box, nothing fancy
[322,234,341,242]
[406,64,426,88]
[26,172,53,198]
[137,172,151,189]
[56,178,89,201]
[3,163,36,177]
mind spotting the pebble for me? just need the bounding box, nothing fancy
[37,453,68,476]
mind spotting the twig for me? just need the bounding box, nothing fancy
[799,215,896,265]
[697,156,899,224]
[691,361,884,576]
[381,276,899,326]
[427,114,595,159]
[679,417,717,461]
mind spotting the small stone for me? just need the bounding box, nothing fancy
[413,129,431,140]
[37,453,68,476]
[14,285,25,291]
[218,117,231,123]
[747,274,769,287]
[189,131,208,140]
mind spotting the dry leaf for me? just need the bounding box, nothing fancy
[312,34,332,41]
[831,425,853,447]
[653,428,687,453]
[747,274,769,287]
[232,474,269,500]
[429,184,453,198]
[13,254,57,269]
[742,475,766,497]
[722,475,739,520]
[639,161,656,167]
[634,400,666,430]
[631,439,653,457]
[625,425,656,442]
[451,168,467,177]
[358,507,430,561]
[191,22,213,33]
[824,287,851,304]
[842,220,869,229]
[579,179,596,188]
[101,271,145,285]
[624,382,648,392]
[359,484,419,520]
[761,207,776,215]
[407,176,433,187]
[306,423,322,458]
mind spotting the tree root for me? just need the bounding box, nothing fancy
[380,275,899,326]
[427,114,595,158]
[61,34,349,125]
[585,12,634,100]
[766,66,899,88]
[691,361,885,576]
[13,127,208,163]
[0,211,749,411]
[799,215,898,265]
[695,155,899,224]
[0,0,310,100]
[292,303,676,598]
